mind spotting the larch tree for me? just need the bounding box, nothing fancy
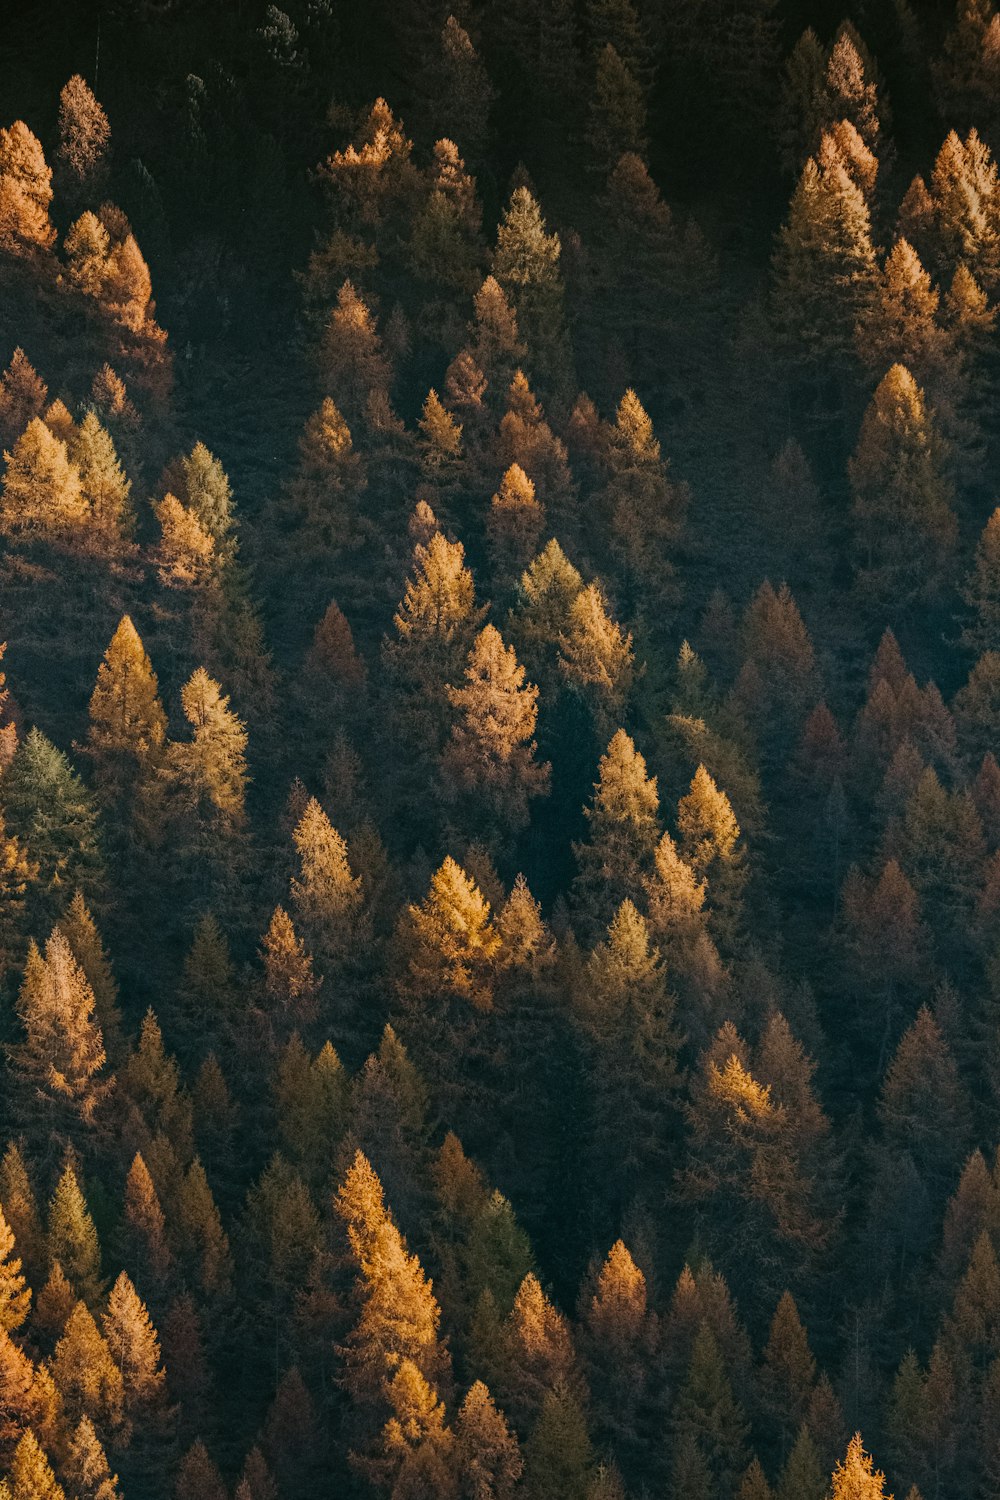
[848,363,957,607]
[65,1416,119,1500]
[85,616,167,825]
[49,1299,124,1436]
[599,388,687,607]
[70,413,133,546]
[441,624,550,837]
[6,1430,65,1500]
[0,122,55,255]
[101,1271,167,1418]
[557,583,635,739]
[0,1208,29,1335]
[399,856,501,1013]
[47,1165,102,1307]
[164,668,248,858]
[677,764,747,947]
[962,506,1000,652]
[578,1238,657,1444]
[14,931,107,1129]
[572,729,660,935]
[0,351,47,449]
[510,538,583,695]
[55,76,110,206]
[487,464,545,589]
[289,797,363,965]
[829,1434,893,1500]
[585,44,647,178]
[2,728,104,929]
[121,1153,173,1291]
[0,419,86,539]
[282,396,366,551]
[319,281,392,423]
[453,1380,522,1500]
[492,187,571,395]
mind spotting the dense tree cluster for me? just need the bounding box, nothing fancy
[1,0,1000,1496]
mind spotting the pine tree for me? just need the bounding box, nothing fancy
[14,931,107,1128]
[848,363,956,607]
[487,465,545,588]
[771,136,878,387]
[962,506,1000,652]
[442,625,550,836]
[174,1441,227,1500]
[152,495,215,587]
[0,419,86,538]
[0,1208,29,1335]
[777,1425,826,1500]
[522,1388,593,1500]
[0,1147,42,1289]
[359,1357,456,1497]
[576,902,681,1201]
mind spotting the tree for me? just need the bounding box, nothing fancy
[557,584,634,738]
[174,1441,227,1500]
[878,1007,971,1204]
[576,902,681,1202]
[400,857,501,1013]
[487,465,545,588]
[848,364,957,607]
[0,1208,29,1335]
[442,625,550,836]
[0,351,46,449]
[259,905,320,1027]
[318,281,392,421]
[829,1434,893,1499]
[453,1381,522,1499]
[101,1272,166,1416]
[70,413,132,546]
[586,45,647,177]
[121,1153,172,1290]
[571,729,659,931]
[289,798,363,964]
[65,1416,119,1500]
[671,1324,750,1499]
[359,1357,456,1497]
[522,1388,593,1500]
[760,1291,816,1456]
[510,539,583,693]
[47,1166,102,1306]
[55,76,110,204]
[6,1430,64,1500]
[579,1239,656,1444]
[335,1151,450,1411]
[50,1300,123,1435]
[0,419,85,538]
[771,135,878,387]
[492,188,571,394]
[165,668,248,849]
[0,122,55,254]
[963,506,1000,652]
[599,388,687,606]
[14,930,106,1128]
[677,764,746,944]
[282,396,365,550]
[2,728,104,927]
[86,616,167,813]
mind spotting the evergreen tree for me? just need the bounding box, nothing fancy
[14,930,106,1129]
[2,729,104,929]
[85,617,166,822]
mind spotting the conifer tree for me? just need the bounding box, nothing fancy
[677,765,747,945]
[848,363,957,606]
[174,1441,227,1500]
[522,1388,593,1500]
[760,1291,816,1456]
[70,413,132,545]
[492,188,571,395]
[0,419,86,538]
[3,729,104,928]
[0,352,46,450]
[442,625,550,836]
[576,902,681,1201]
[586,44,647,176]
[510,538,583,694]
[55,76,110,202]
[579,1239,656,1445]
[101,1272,166,1416]
[0,122,55,254]
[0,1208,29,1335]
[14,931,106,1128]
[289,798,363,965]
[962,506,1000,653]
[283,396,366,550]
[47,1166,102,1307]
[487,465,545,588]
[0,1147,42,1289]
[319,281,392,422]
[573,730,659,932]
[453,1381,522,1499]
[86,616,167,813]
[6,1430,64,1500]
[557,584,635,739]
[829,1434,892,1499]
[600,389,687,608]
[164,668,248,854]
[121,1153,172,1290]
[65,1415,119,1500]
[671,1324,750,1499]
[50,1300,123,1435]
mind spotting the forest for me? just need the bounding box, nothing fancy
[2,0,1000,1496]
